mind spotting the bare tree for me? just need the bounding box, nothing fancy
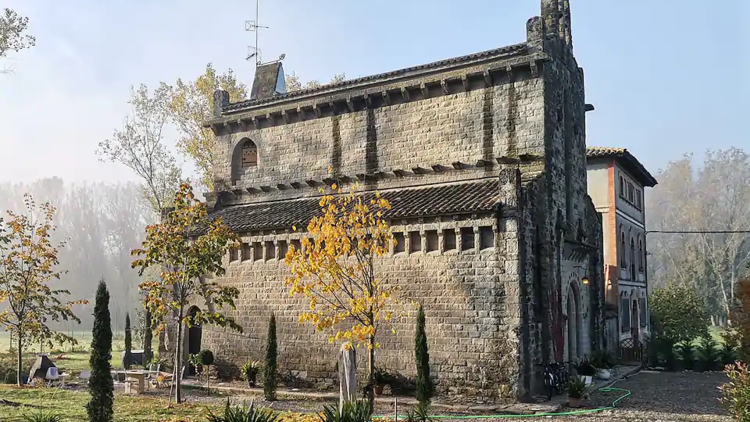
[1,8,36,73]
[285,72,346,92]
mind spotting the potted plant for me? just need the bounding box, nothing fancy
[373,367,390,396]
[567,376,586,408]
[188,353,203,375]
[589,350,614,380]
[241,360,261,387]
[574,357,597,386]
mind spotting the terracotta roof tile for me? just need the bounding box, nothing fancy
[209,180,501,233]
[586,146,657,187]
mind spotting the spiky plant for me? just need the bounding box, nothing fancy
[677,342,695,371]
[21,411,63,422]
[697,336,721,371]
[206,399,279,422]
[319,400,372,422]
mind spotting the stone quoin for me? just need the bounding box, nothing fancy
[175,0,605,403]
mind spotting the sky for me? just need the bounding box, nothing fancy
[0,0,747,184]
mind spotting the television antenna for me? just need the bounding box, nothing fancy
[245,0,268,66]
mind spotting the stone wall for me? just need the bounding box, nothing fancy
[201,210,523,400]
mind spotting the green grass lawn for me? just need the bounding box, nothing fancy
[0,386,221,422]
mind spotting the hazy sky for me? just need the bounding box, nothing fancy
[0,0,746,184]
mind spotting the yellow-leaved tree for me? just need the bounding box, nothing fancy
[284,182,403,402]
[167,63,247,192]
[0,195,87,385]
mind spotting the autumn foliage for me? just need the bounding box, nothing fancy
[283,182,403,399]
[0,194,87,385]
[131,182,242,403]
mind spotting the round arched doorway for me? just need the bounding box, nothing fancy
[567,282,582,362]
[187,306,202,376]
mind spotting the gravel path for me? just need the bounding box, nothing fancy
[165,370,734,421]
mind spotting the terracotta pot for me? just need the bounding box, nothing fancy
[568,397,583,408]
[374,384,384,396]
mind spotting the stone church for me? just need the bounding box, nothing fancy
[198,0,604,402]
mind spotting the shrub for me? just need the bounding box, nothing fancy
[414,305,433,405]
[320,400,372,422]
[721,343,739,367]
[264,313,278,401]
[206,399,278,422]
[650,283,710,345]
[676,342,696,371]
[719,362,750,422]
[575,356,597,376]
[87,279,114,422]
[727,278,750,364]
[21,411,63,422]
[697,336,721,371]
[199,349,215,366]
[405,402,433,422]
[589,349,616,369]
[567,376,586,399]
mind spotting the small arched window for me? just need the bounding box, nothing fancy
[638,236,644,272]
[630,237,636,279]
[619,176,624,197]
[620,229,626,268]
[241,139,258,168]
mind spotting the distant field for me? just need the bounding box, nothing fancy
[0,330,127,353]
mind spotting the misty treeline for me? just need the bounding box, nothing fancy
[647,147,750,325]
[0,177,151,331]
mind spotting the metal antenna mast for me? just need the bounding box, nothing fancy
[245,0,268,66]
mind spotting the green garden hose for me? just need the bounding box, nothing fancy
[372,387,632,419]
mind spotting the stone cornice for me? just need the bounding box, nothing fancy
[204,52,550,134]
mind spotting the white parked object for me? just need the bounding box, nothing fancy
[596,369,611,380]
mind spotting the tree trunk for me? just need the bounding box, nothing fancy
[16,331,22,386]
[367,334,375,409]
[144,309,153,364]
[174,308,184,404]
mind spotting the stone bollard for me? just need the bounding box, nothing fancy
[338,344,357,413]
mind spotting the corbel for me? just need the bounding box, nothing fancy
[506,65,514,81]
[236,118,246,131]
[281,110,289,124]
[245,187,259,194]
[461,75,469,92]
[252,116,260,129]
[297,107,306,121]
[339,175,353,183]
[382,91,391,106]
[475,159,493,168]
[431,164,446,173]
[346,96,356,113]
[312,104,321,118]
[290,182,302,189]
[420,83,428,97]
[305,180,318,187]
[496,156,520,165]
[356,173,368,181]
[322,178,336,186]
[412,166,427,175]
[223,122,231,133]
[232,188,243,196]
[277,184,289,190]
[530,61,539,78]
[328,101,336,115]
[440,80,449,95]
[483,70,493,87]
[266,113,274,125]
[393,169,407,178]
[401,87,410,101]
[519,153,542,162]
[452,161,465,170]
[363,93,372,108]
[375,171,387,179]
[260,186,272,192]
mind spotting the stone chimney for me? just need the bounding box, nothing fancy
[250,61,287,101]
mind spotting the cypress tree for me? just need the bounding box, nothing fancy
[87,279,114,422]
[415,304,433,404]
[264,313,278,401]
[124,313,132,369]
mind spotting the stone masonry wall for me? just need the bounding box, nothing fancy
[201,211,523,401]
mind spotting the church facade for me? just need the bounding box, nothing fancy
[198,0,604,402]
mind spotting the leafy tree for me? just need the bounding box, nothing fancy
[97,84,183,367]
[415,304,433,405]
[87,279,114,422]
[723,278,750,363]
[166,63,247,192]
[124,313,132,369]
[0,195,87,385]
[131,182,242,404]
[649,282,710,346]
[284,73,346,92]
[284,182,401,404]
[1,8,36,73]
[264,313,278,401]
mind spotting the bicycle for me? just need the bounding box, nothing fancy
[537,362,570,400]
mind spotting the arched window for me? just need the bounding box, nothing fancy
[231,138,258,185]
[619,176,624,197]
[630,237,636,279]
[241,139,258,168]
[620,229,626,268]
[638,236,644,272]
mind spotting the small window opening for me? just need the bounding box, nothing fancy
[265,241,275,260]
[241,243,252,261]
[394,233,405,254]
[278,241,289,259]
[253,242,263,261]
[461,227,475,252]
[425,230,439,252]
[443,229,457,252]
[479,226,495,250]
[409,232,421,253]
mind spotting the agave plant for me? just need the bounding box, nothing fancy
[319,400,372,422]
[21,411,63,422]
[404,402,433,422]
[207,399,279,422]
